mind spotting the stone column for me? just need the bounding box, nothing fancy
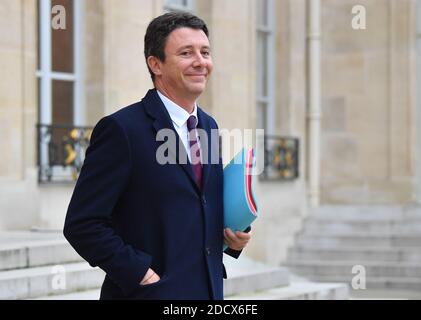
[0,0,40,230]
[417,0,421,202]
[306,0,321,207]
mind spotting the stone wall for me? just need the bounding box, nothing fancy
[320,0,418,204]
[0,0,40,229]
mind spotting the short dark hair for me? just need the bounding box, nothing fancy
[144,11,209,82]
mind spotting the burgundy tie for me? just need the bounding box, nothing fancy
[187,115,202,189]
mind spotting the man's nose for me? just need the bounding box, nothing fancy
[192,52,206,67]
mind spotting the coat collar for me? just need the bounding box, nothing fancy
[156,90,198,129]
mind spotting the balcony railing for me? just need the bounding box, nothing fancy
[37,125,299,183]
[260,136,299,181]
[37,124,93,183]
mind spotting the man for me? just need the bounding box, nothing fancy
[64,11,251,300]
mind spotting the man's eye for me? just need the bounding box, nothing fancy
[202,51,210,57]
[181,51,190,56]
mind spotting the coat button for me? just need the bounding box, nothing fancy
[205,247,211,256]
[202,196,207,205]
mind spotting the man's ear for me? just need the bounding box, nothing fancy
[147,56,163,77]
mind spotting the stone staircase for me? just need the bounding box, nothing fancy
[286,205,421,292]
[0,230,348,300]
[32,255,348,300]
[223,255,348,299]
[0,231,104,299]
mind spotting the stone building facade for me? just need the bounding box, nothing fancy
[0,0,420,266]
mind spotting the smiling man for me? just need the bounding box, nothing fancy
[63,12,251,300]
[146,25,212,112]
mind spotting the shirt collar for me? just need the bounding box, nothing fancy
[157,90,198,128]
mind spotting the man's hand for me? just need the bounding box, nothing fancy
[223,228,252,251]
[140,268,160,285]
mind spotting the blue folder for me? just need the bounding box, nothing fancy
[223,148,258,250]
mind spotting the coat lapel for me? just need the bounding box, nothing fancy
[197,107,214,193]
[142,89,200,193]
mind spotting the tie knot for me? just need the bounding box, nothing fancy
[187,115,198,131]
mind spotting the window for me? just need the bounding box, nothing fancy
[164,0,194,12]
[37,0,83,127]
[36,0,84,182]
[256,0,275,134]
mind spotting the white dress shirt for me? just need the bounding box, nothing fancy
[157,90,201,163]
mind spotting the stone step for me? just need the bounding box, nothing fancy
[350,289,421,299]
[33,288,101,300]
[287,260,421,278]
[301,275,421,292]
[302,219,421,234]
[288,246,421,263]
[295,234,421,248]
[287,206,421,295]
[42,275,420,299]
[311,205,421,220]
[1,232,292,299]
[226,281,349,300]
[0,240,84,271]
[40,278,421,299]
[2,255,289,300]
[0,231,291,300]
[223,256,290,297]
[0,261,105,300]
[35,281,350,300]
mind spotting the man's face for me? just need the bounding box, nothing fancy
[156,27,213,99]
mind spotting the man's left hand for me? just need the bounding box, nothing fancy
[223,228,252,251]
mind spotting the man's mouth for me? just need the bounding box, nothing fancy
[186,74,207,83]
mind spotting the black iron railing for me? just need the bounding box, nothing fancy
[37,124,93,183]
[37,125,299,183]
[260,136,299,181]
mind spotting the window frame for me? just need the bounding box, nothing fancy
[36,0,84,182]
[36,0,84,127]
[256,0,275,134]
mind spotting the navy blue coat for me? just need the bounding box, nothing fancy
[64,89,239,300]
